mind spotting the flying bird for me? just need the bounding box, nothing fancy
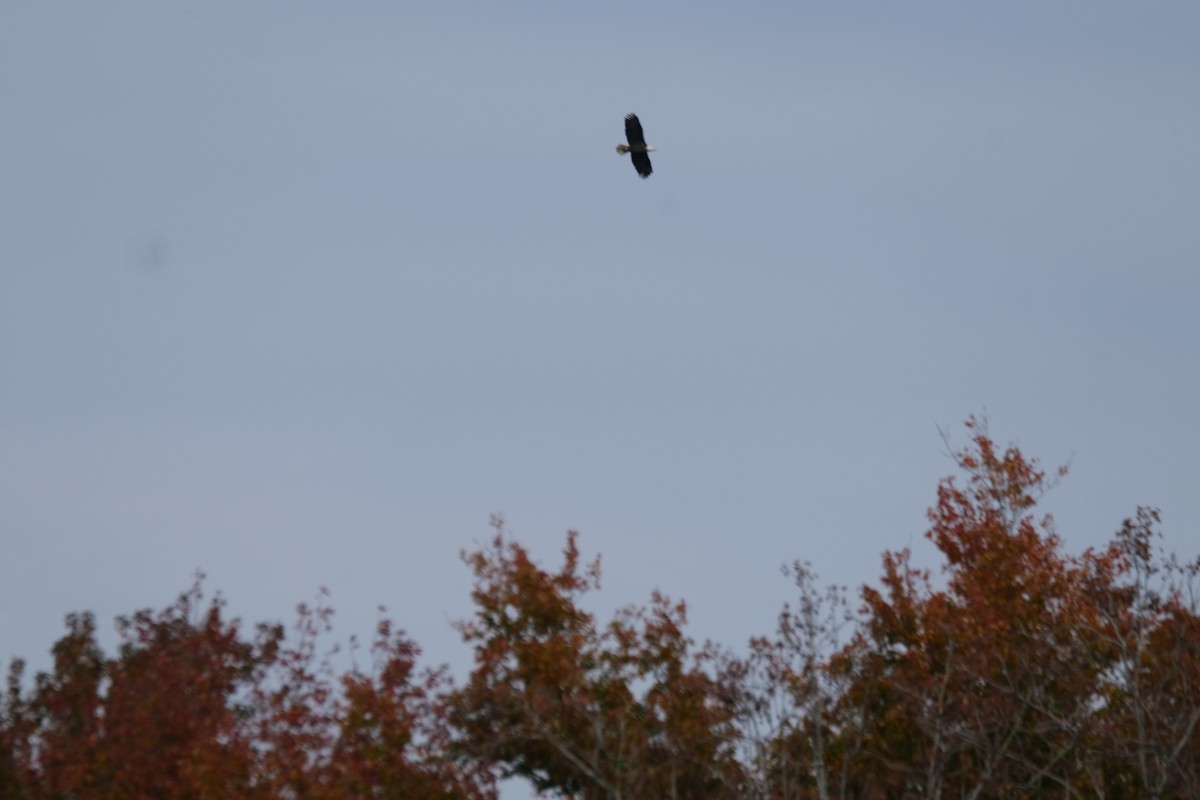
[616,113,655,178]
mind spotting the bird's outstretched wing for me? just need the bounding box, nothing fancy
[624,114,646,147]
[630,151,653,178]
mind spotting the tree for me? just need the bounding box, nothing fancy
[328,615,495,800]
[19,611,112,799]
[453,518,742,800]
[101,581,268,798]
[729,562,858,800]
[1081,507,1200,798]
[4,418,1197,800]
[0,578,493,800]
[827,418,1118,798]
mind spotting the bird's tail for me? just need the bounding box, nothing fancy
[615,144,630,155]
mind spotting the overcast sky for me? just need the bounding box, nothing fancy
[2,3,1198,795]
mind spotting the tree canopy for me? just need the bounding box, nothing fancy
[3,419,1197,799]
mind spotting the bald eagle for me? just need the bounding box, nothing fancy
[616,113,655,178]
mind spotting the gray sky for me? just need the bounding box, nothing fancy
[2,3,1198,794]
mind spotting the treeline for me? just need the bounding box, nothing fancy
[2,419,1198,799]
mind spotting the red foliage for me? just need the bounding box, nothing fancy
[453,518,742,800]
[0,577,493,800]
[2,420,1196,800]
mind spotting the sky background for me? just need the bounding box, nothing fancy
[2,3,1198,795]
